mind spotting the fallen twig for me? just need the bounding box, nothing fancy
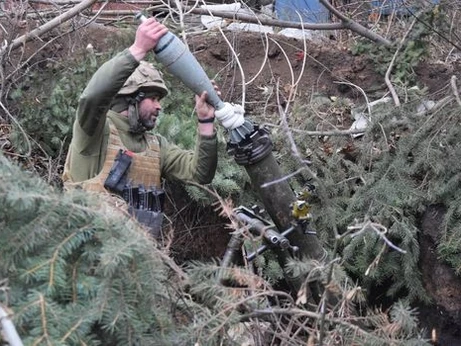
[385,17,418,107]
[263,123,365,137]
[0,101,32,157]
[333,81,372,119]
[450,75,461,107]
[187,7,345,31]
[347,219,407,254]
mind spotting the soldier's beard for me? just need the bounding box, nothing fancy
[128,103,158,134]
[139,116,155,131]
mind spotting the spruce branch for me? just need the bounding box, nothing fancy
[37,293,52,346]
[0,155,187,344]
[243,307,385,342]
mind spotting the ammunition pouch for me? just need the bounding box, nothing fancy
[104,150,165,238]
[128,208,164,238]
[123,185,165,238]
[104,149,133,194]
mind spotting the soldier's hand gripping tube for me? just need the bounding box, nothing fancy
[135,13,254,141]
[104,149,133,194]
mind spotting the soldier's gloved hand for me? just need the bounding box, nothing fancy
[215,102,245,129]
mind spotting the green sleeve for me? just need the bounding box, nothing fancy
[72,49,139,155]
[158,131,218,184]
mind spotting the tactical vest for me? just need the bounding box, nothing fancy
[63,121,161,192]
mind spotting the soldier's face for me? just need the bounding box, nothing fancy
[138,96,162,130]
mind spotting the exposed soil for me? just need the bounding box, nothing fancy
[190,31,373,113]
[419,205,461,345]
[186,31,456,114]
[3,19,461,344]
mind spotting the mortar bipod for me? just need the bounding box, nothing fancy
[218,204,319,292]
[233,206,300,261]
[218,205,299,285]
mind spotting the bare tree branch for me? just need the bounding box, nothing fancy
[318,0,392,47]
[28,0,152,3]
[187,7,345,31]
[168,4,393,47]
[450,75,461,107]
[0,0,100,55]
[263,123,365,136]
[385,17,418,107]
[3,1,394,48]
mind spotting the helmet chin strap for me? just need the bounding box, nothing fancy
[128,92,147,134]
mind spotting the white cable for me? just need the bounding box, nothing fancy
[215,102,245,129]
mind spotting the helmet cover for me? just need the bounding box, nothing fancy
[118,61,169,98]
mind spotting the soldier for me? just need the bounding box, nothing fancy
[62,18,218,237]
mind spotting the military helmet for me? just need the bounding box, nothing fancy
[118,61,169,98]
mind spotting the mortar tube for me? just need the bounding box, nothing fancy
[246,152,326,298]
[231,126,327,294]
